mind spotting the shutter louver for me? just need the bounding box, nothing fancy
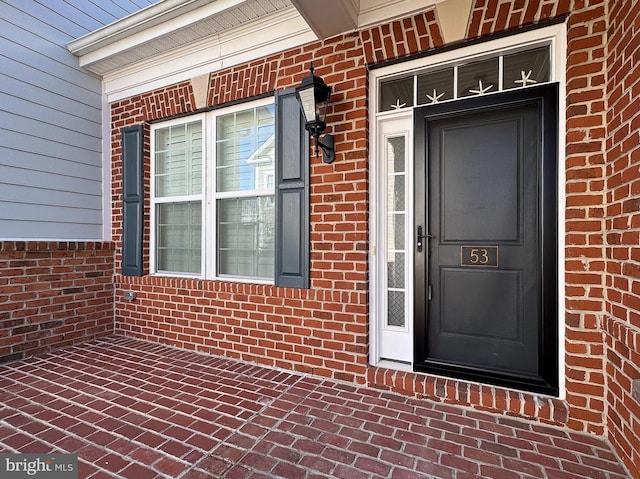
[121,124,144,276]
[274,89,310,288]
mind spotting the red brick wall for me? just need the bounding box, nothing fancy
[365,0,609,432]
[606,0,640,475]
[563,0,608,435]
[467,0,571,36]
[0,242,115,362]
[110,0,622,435]
[112,34,373,384]
[359,10,442,64]
[111,12,450,385]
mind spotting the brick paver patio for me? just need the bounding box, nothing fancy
[0,337,631,478]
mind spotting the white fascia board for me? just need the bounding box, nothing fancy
[70,0,246,64]
[358,0,443,28]
[103,8,315,102]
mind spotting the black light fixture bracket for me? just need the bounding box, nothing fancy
[315,134,335,164]
[306,121,335,164]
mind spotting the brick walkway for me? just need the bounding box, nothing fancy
[0,337,630,478]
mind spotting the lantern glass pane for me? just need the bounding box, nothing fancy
[297,87,317,123]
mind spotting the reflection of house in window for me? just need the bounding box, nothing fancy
[245,134,275,251]
[216,104,275,278]
[247,133,275,191]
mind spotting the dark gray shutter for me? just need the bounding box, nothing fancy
[275,88,310,288]
[121,124,144,276]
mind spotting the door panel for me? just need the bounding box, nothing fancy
[440,119,521,242]
[429,105,538,375]
[414,85,558,395]
[441,269,521,341]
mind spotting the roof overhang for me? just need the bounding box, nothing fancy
[67,0,302,76]
[68,0,442,101]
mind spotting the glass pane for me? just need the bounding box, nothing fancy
[387,135,406,213]
[459,58,499,97]
[379,77,413,112]
[216,105,275,193]
[385,132,406,328]
[155,128,169,152]
[417,68,454,104]
[388,178,405,212]
[154,121,202,197]
[387,136,405,173]
[387,252,405,289]
[156,201,202,274]
[504,46,550,89]
[387,290,405,327]
[217,196,275,278]
[387,213,405,250]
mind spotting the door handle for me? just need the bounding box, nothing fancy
[417,225,433,252]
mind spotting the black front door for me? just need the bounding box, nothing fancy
[414,85,558,395]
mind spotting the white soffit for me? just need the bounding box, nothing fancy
[103,8,313,101]
[68,0,295,75]
[68,0,446,102]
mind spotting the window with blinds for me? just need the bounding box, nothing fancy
[150,98,275,280]
[153,120,203,274]
[215,105,275,278]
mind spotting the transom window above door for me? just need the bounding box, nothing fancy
[379,45,550,112]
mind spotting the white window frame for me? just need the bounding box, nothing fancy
[150,96,276,283]
[368,23,567,398]
[150,114,206,278]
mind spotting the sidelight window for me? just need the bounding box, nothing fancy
[386,136,407,329]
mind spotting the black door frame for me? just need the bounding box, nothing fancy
[413,84,559,395]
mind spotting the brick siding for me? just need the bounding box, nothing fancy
[0,1,637,473]
[564,0,608,436]
[467,0,572,37]
[0,242,115,362]
[107,2,639,472]
[605,0,640,475]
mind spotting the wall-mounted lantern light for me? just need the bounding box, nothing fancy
[295,63,335,164]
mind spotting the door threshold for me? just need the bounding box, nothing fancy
[376,359,413,372]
